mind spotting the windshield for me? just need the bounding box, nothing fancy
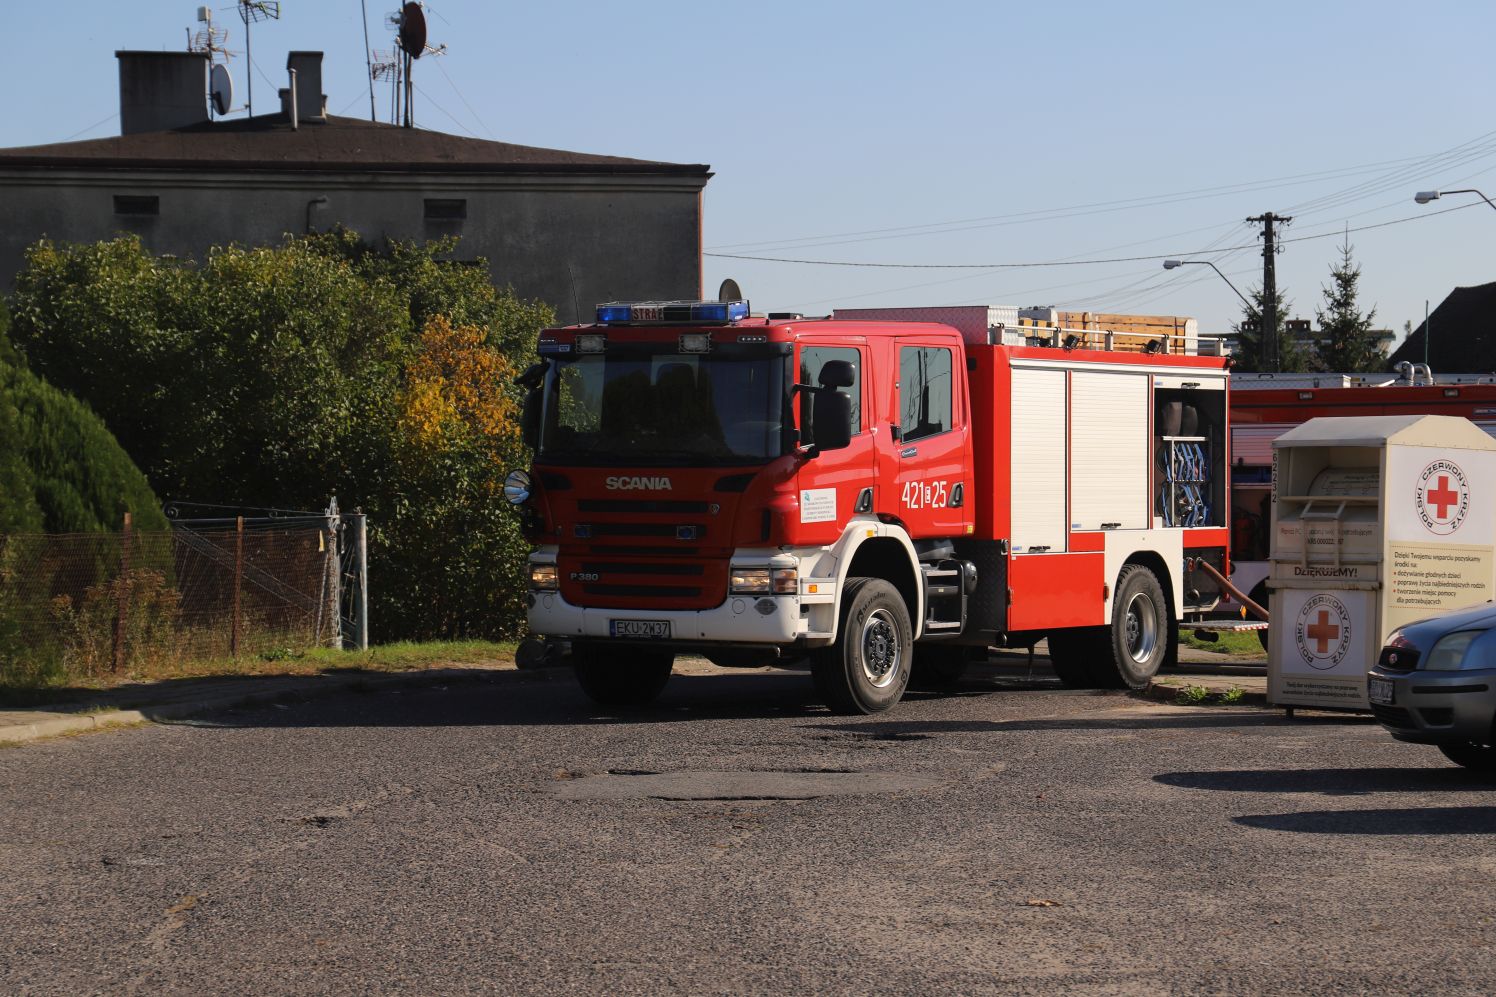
[539,348,787,465]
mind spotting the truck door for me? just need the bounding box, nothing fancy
[892,338,971,539]
[795,342,876,545]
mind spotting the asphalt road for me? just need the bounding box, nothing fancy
[3,662,1495,995]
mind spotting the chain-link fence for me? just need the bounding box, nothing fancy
[0,511,353,687]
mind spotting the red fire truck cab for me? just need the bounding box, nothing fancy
[508,301,1232,713]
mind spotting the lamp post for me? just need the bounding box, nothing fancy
[1414,188,1496,211]
[1163,259,1260,366]
[1162,259,1253,310]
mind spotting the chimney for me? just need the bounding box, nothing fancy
[285,51,326,122]
[116,51,210,135]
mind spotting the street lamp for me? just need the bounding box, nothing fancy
[1414,188,1496,211]
[1161,259,1253,310]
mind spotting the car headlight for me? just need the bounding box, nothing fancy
[529,562,558,591]
[1424,630,1485,670]
[504,469,532,505]
[730,566,797,595]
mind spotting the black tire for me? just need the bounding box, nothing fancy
[811,577,913,714]
[1095,565,1170,690]
[909,645,971,690]
[1438,741,1496,771]
[1046,628,1106,688]
[572,645,673,707]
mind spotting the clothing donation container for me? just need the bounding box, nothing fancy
[1267,415,1496,710]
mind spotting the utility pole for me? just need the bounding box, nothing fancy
[1247,212,1291,372]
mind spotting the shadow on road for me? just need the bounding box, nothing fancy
[804,709,1343,739]
[1236,806,1496,835]
[1157,766,1496,796]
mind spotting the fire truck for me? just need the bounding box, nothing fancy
[1224,365,1496,631]
[507,300,1232,713]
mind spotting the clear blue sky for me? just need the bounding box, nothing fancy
[5,1,1495,345]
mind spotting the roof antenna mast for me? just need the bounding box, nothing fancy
[360,0,377,122]
[238,1,282,118]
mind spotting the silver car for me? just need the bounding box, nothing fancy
[1369,601,1496,770]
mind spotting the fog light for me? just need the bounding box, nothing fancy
[529,562,558,591]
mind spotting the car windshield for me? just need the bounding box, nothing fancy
[539,349,786,465]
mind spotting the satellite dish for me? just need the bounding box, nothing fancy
[210,63,234,116]
[398,2,428,58]
[718,278,743,302]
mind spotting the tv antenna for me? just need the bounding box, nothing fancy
[385,2,443,128]
[237,1,282,118]
[187,7,230,62]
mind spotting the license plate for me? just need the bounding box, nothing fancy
[1368,677,1395,705]
[610,619,671,639]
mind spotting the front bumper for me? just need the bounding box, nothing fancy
[527,588,807,646]
[1368,665,1496,745]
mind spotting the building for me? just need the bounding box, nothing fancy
[1389,281,1496,373]
[0,51,712,324]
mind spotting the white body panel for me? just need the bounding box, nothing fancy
[1070,370,1149,530]
[1010,367,1068,553]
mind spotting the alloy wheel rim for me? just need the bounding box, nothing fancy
[861,609,900,688]
[1125,592,1158,664]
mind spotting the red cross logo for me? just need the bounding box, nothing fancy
[1306,609,1340,654]
[1427,475,1460,520]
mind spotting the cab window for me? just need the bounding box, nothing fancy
[899,346,952,442]
[799,346,862,433]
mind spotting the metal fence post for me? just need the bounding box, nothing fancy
[231,515,245,657]
[354,512,369,651]
[325,497,342,649]
[112,511,132,672]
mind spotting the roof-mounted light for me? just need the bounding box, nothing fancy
[679,332,711,353]
[594,300,750,325]
[575,333,607,353]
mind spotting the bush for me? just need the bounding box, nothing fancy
[7,232,552,640]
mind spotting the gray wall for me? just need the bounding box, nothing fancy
[0,167,706,327]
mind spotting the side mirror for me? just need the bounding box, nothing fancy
[811,390,852,453]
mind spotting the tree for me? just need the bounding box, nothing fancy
[0,304,165,534]
[1315,236,1381,372]
[5,231,552,639]
[1233,285,1311,373]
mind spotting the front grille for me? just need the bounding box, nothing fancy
[1372,704,1417,729]
[577,499,712,514]
[581,523,706,539]
[1419,707,1455,726]
[581,561,703,577]
[583,583,701,598]
[1378,646,1419,672]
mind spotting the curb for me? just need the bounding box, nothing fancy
[0,665,567,748]
[1138,678,1269,708]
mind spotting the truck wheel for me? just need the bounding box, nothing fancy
[1046,629,1105,688]
[1097,565,1169,689]
[573,646,673,707]
[1438,741,1496,772]
[812,577,912,714]
[909,646,970,690]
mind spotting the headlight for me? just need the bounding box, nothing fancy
[529,562,558,591]
[730,566,797,595]
[504,469,532,505]
[1424,630,1485,670]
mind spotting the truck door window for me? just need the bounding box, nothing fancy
[799,347,862,433]
[899,346,952,442]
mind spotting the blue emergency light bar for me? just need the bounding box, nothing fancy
[595,300,750,325]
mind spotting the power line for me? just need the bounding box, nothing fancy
[432,56,494,140]
[59,112,119,142]
[705,201,1481,271]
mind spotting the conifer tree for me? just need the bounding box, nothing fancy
[1315,236,1382,372]
[1233,286,1311,372]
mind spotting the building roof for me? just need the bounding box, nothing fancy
[0,113,711,176]
[1389,281,1496,371]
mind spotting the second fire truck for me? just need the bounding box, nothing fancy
[508,301,1233,714]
